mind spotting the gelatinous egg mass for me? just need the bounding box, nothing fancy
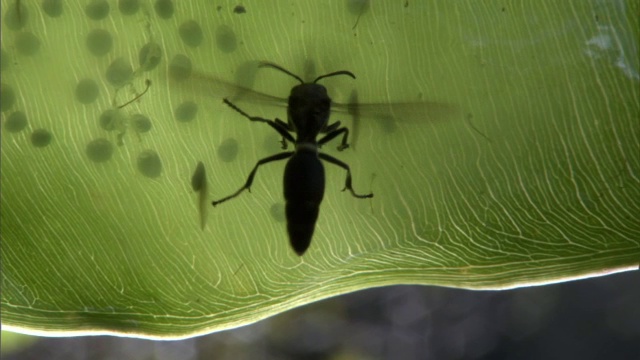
[169,54,192,81]
[179,20,203,48]
[42,0,64,17]
[217,138,239,162]
[119,0,140,15]
[216,25,237,53]
[86,29,113,57]
[131,114,152,133]
[1,83,16,112]
[5,111,28,133]
[174,101,198,122]
[154,0,174,19]
[137,150,162,178]
[139,42,162,72]
[31,129,53,148]
[76,78,100,104]
[99,109,125,131]
[106,58,133,87]
[4,1,29,30]
[85,0,110,20]
[15,32,41,56]
[86,138,114,163]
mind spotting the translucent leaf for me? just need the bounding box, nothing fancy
[1,0,638,339]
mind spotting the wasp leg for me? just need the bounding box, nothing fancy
[212,151,294,206]
[223,99,295,146]
[318,153,373,199]
[275,118,293,131]
[274,118,294,149]
[318,125,350,151]
[323,121,342,133]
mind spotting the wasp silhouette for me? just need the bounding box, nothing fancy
[212,62,373,255]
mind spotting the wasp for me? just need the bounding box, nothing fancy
[211,63,373,255]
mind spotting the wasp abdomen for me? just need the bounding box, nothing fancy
[284,151,325,255]
[285,201,320,255]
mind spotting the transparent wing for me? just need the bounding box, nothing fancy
[333,90,461,149]
[334,93,459,125]
[170,60,288,107]
[175,71,287,106]
[172,65,460,150]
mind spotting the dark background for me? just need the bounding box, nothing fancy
[4,270,638,360]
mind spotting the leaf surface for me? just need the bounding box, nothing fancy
[1,0,638,339]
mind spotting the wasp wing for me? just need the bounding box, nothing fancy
[172,64,460,150]
[170,59,288,108]
[175,71,286,106]
[333,93,461,149]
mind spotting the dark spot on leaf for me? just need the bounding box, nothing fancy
[154,0,174,19]
[85,0,110,20]
[4,1,29,30]
[76,78,100,104]
[118,0,139,15]
[86,28,113,57]
[42,0,64,17]
[86,138,114,163]
[105,57,133,87]
[179,20,204,48]
[169,54,192,81]
[99,109,124,131]
[1,83,16,111]
[31,129,53,148]
[217,138,239,162]
[137,150,162,178]
[4,111,28,133]
[174,101,198,122]
[233,5,246,14]
[139,42,162,72]
[216,25,237,53]
[131,113,152,133]
[15,32,41,56]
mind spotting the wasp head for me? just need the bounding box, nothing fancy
[287,83,331,139]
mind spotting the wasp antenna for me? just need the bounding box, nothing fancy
[259,62,304,84]
[313,70,356,84]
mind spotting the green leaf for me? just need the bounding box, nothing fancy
[2,0,638,339]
